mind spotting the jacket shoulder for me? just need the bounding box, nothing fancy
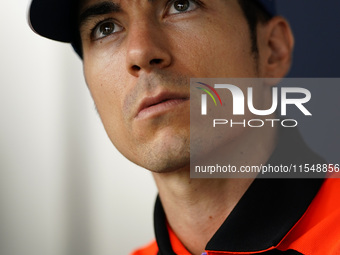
[279,178,340,254]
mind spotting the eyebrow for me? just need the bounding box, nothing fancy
[79,1,122,27]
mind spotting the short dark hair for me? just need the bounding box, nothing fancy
[238,0,272,55]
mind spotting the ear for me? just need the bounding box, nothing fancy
[257,17,294,78]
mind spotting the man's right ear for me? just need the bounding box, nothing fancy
[257,16,295,78]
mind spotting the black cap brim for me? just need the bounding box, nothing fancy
[29,0,77,42]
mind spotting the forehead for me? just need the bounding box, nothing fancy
[77,0,243,24]
[78,0,243,15]
[79,0,160,13]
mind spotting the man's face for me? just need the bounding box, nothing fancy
[79,0,260,172]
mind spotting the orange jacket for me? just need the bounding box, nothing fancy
[132,178,340,255]
[132,128,340,255]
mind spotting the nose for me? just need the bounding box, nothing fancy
[125,21,172,76]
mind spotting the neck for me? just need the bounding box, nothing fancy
[152,120,278,254]
[153,172,254,254]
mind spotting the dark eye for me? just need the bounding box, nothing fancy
[168,0,199,15]
[92,20,123,40]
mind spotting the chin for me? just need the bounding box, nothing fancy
[136,134,190,173]
[146,154,190,174]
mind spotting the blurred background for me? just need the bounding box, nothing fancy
[1,1,157,255]
[0,1,339,255]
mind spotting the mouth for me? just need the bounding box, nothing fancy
[135,92,189,119]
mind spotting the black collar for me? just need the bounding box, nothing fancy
[154,127,326,254]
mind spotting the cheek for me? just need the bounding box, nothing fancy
[83,57,135,155]
[174,17,255,78]
[84,58,122,118]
